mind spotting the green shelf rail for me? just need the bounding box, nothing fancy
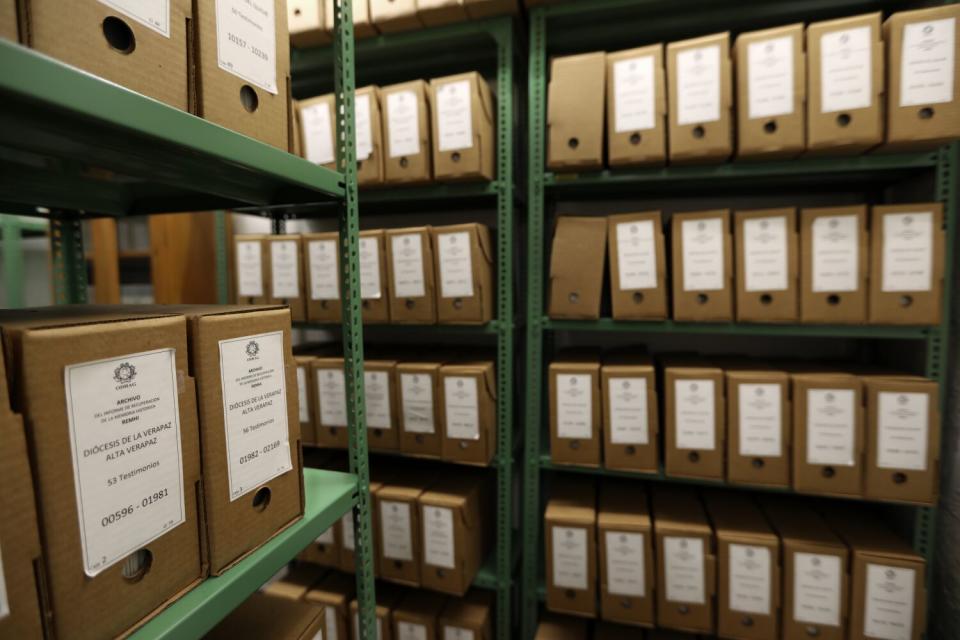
[1,214,48,308]
[295,320,503,335]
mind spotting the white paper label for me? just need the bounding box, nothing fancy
[318,368,347,427]
[812,215,860,293]
[341,512,355,550]
[551,526,588,590]
[820,26,873,113]
[315,526,334,545]
[219,331,292,500]
[881,212,934,293]
[356,93,374,161]
[325,605,338,640]
[302,101,336,166]
[444,376,480,441]
[311,629,323,640]
[359,237,382,300]
[400,373,435,435]
[605,531,646,597]
[682,218,725,291]
[297,366,310,423]
[676,44,722,125]
[900,18,956,107]
[423,505,456,569]
[444,627,475,640]
[748,35,794,119]
[738,383,783,457]
[398,622,428,640]
[387,90,421,158]
[664,536,706,604]
[793,552,842,627]
[743,216,789,292]
[877,391,929,471]
[270,241,300,299]
[616,220,658,291]
[64,349,185,576]
[391,234,427,298]
[608,377,649,445]
[437,80,474,152]
[0,543,9,621]
[864,564,916,640]
[354,613,383,640]
[806,388,856,466]
[215,0,278,94]
[237,240,263,298]
[437,232,475,298]
[308,240,339,301]
[555,374,593,439]
[98,0,170,37]
[364,371,392,430]
[729,544,772,615]
[674,379,716,450]
[380,500,413,561]
[614,55,656,132]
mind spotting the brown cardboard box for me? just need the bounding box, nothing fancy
[295,355,318,447]
[0,308,205,640]
[235,234,268,304]
[194,0,291,150]
[430,72,496,182]
[548,216,608,320]
[20,1,192,111]
[806,13,884,155]
[868,203,945,326]
[667,33,733,164]
[383,80,433,184]
[734,208,800,323]
[608,212,669,320]
[376,476,429,587]
[544,477,597,617]
[884,6,960,151]
[261,562,325,600]
[419,473,488,595]
[735,24,806,159]
[360,229,391,324]
[298,94,337,169]
[464,0,518,19]
[351,583,403,640]
[792,372,864,497]
[534,613,590,640]
[664,360,726,480]
[439,361,497,465]
[365,359,400,451]
[386,226,438,324]
[292,98,304,157]
[598,484,655,627]
[594,621,650,639]
[325,0,379,39]
[800,206,869,324]
[392,590,447,640]
[725,368,790,488]
[397,361,444,457]
[601,353,659,473]
[547,52,606,171]
[207,592,325,640]
[417,0,468,27]
[432,223,495,325]
[863,376,939,505]
[288,0,330,47]
[313,357,349,448]
[439,590,494,640]
[651,485,716,634]
[305,571,356,640]
[606,46,667,167]
[671,210,734,322]
[356,85,387,186]
[370,0,421,33]
[549,356,603,467]
[298,519,340,567]
[705,492,780,640]
[340,479,384,575]
[303,232,342,323]
[266,235,308,322]
[0,0,17,40]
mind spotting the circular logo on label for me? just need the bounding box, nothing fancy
[812,557,821,567]
[404,237,410,245]
[566,530,574,539]
[903,216,913,225]
[899,395,909,405]
[457,380,464,388]
[826,393,835,402]
[392,505,398,513]
[630,225,638,234]
[412,375,419,383]
[327,372,334,379]
[680,539,688,549]
[620,534,627,543]
[570,377,578,386]
[694,51,702,61]
[756,387,765,396]
[690,383,699,392]
[623,381,630,389]
[829,219,839,228]
[246,341,260,357]
[840,34,849,45]
[923,25,933,35]
[746,548,755,557]
[450,235,457,244]
[765,43,774,53]
[698,222,706,231]
[886,569,896,579]
[113,362,137,383]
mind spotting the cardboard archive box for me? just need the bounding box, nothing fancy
[0,0,16,40]
[0,308,205,640]
[544,478,597,617]
[800,205,869,324]
[325,0,379,39]
[534,613,590,640]
[417,0,468,26]
[383,80,433,184]
[430,72,496,182]
[392,590,447,640]
[355,85,387,186]
[351,583,403,640]
[235,234,268,304]
[671,210,734,322]
[294,354,318,445]
[667,33,734,164]
[360,229,391,324]
[807,13,884,155]
[869,203,945,325]
[439,590,494,640]
[370,0,421,33]
[305,571,356,640]
[548,216,608,320]
[597,484,655,627]
[601,352,660,473]
[651,485,716,634]
[313,357,349,448]
[726,367,791,488]
[340,479,384,575]
[288,0,330,47]
[606,45,668,167]
[547,52,606,171]
[397,361,444,457]
[432,223,495,324]
[386,226,438,324]
[464,0,519,19]
[303,231,342,323]
[265,235,307,322]
[261,562,325,600]
[550,355,602,467]
[734,208,800,323]
[735,24,806,159]
[439,360,497,465]
[664,360,726,480]
[365,359,400,451]
[608,212,669,320]
[884,5,960,151]
[207,592,325,640]
[377,475,429,587]
[298,94,337,170]
[298,517,340,567]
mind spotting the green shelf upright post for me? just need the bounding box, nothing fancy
[50,217,88,305]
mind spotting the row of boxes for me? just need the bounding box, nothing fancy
[295,72,496,185]
[0,305,304,639]
[535,614,680,640]
[550,353,940,505]
[544,481,927,640]
[295,352,498,465]
[235,224,494,324]
[550,203,946,326]
[548,6,960,169]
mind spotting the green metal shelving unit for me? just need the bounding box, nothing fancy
[522,2,957,639]
[0,214,48,308]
